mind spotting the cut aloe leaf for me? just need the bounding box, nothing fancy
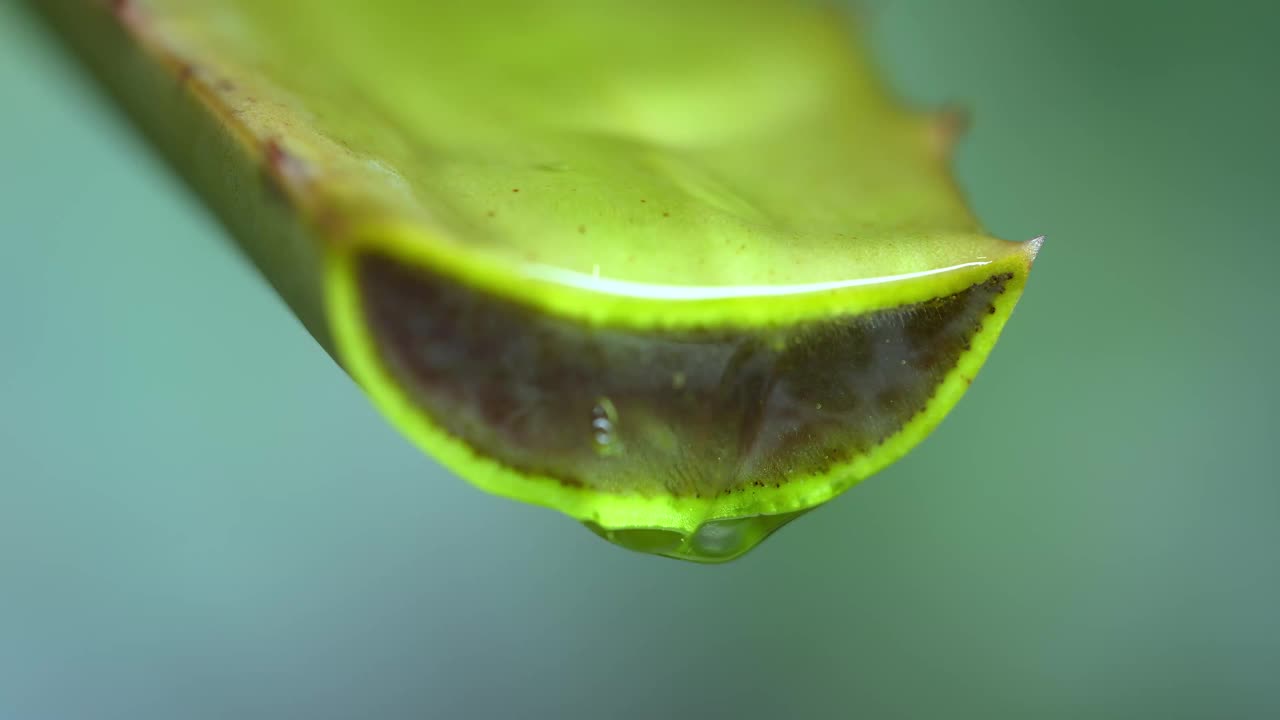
[38,0,1041,562]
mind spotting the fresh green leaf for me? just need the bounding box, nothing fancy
[38,0,1041,561]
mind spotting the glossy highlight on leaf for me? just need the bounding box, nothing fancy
[37,0,1042,562]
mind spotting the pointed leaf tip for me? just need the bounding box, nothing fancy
[1024,235,1046,265]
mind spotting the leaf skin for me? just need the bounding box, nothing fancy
[37,0,1041,562]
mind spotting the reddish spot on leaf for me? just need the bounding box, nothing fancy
[263,138,310,189]
[111,0,142,28]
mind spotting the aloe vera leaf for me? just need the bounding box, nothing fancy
[37,0,1041,562]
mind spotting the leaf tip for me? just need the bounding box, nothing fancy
[1023,235,1046,266]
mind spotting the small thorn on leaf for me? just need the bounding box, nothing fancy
[929,104,970,156]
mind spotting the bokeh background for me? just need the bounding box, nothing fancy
[2,1,1277,717]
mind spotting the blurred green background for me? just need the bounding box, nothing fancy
[2,1,1277,717]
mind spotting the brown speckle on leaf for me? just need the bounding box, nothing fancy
[313,204,348,238]
[264,138,288,168]
[263,138,310,190]
[110,0,146,29]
